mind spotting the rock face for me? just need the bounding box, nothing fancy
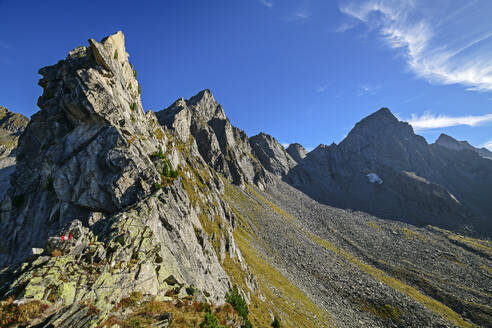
[282,108,492,236]
[286,142,307,162]
[0,32,236,324]
[0,106,28,200]
[156,89,269,189]
[249,132,297,176]
[435,133,492,160]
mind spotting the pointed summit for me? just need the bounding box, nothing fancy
[341,107,417,150]
[359,107,399,125]
[286,143,307,162]
[188,88,215,105]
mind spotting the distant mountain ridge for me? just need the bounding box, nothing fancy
[250,107,492,236]
[435,133,492,160]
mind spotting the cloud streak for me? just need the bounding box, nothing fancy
[282,0,311,21]
[259,0,273,8]
[339,0,492,92]
[403,112,492,130]
[357,84,381,96]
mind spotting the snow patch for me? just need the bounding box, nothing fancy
[366,173,383,184]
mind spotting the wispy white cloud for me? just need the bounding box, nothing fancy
[316,86,327,93]
[339,0,492,92]
[259,0,273,8]
[403,112,492,130]
[357,84,381,96]
[282,0,311,21]
[401,94,424,104]
[482,139,492,151]
[336,20,358,33]
[281,143,289,148]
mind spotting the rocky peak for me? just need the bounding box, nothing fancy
[343,107,412,142]
[435,133,492,160]
[286,143,307,162]
[338,107,428,172]
[249,132,297,176]
[156,90,268,188]
[0,106,29,136]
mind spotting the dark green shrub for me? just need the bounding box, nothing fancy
[226,285,251,327]
[114,49,118,59]
[272,315,281,328]
[133,69,137,79]
[152,183,162,192]
[130,102,137,111]
[150,148,178,181]
[199,310,224,328]
[150,147,166,160]
[138,83,141,95]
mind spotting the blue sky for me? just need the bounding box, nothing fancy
[1,0,491,151]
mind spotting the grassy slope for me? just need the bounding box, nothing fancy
[223,181,333,328]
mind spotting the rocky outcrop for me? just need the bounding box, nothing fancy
[435,133,492,160]
[0,106,28,200]
[249,132,297,176]
[156,89,269,189]
[0,32,242,327]
[286,143,307,162]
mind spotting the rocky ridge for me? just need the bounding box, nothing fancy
[0,106,28,200]
[156,90,270,189]
[435,133,492,160]
[0,32,250,327]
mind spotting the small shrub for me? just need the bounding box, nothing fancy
[199,310,224,328]
[150,147,165,160]
[162,159,178,178]
[133,69,137,79]
[272,315,281,328]
[225,285,251,327]
[130,102,137,111]
[152,183,162,192]
[128,83,132,90]
[138,83,141,95]
[114,49,118,59]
